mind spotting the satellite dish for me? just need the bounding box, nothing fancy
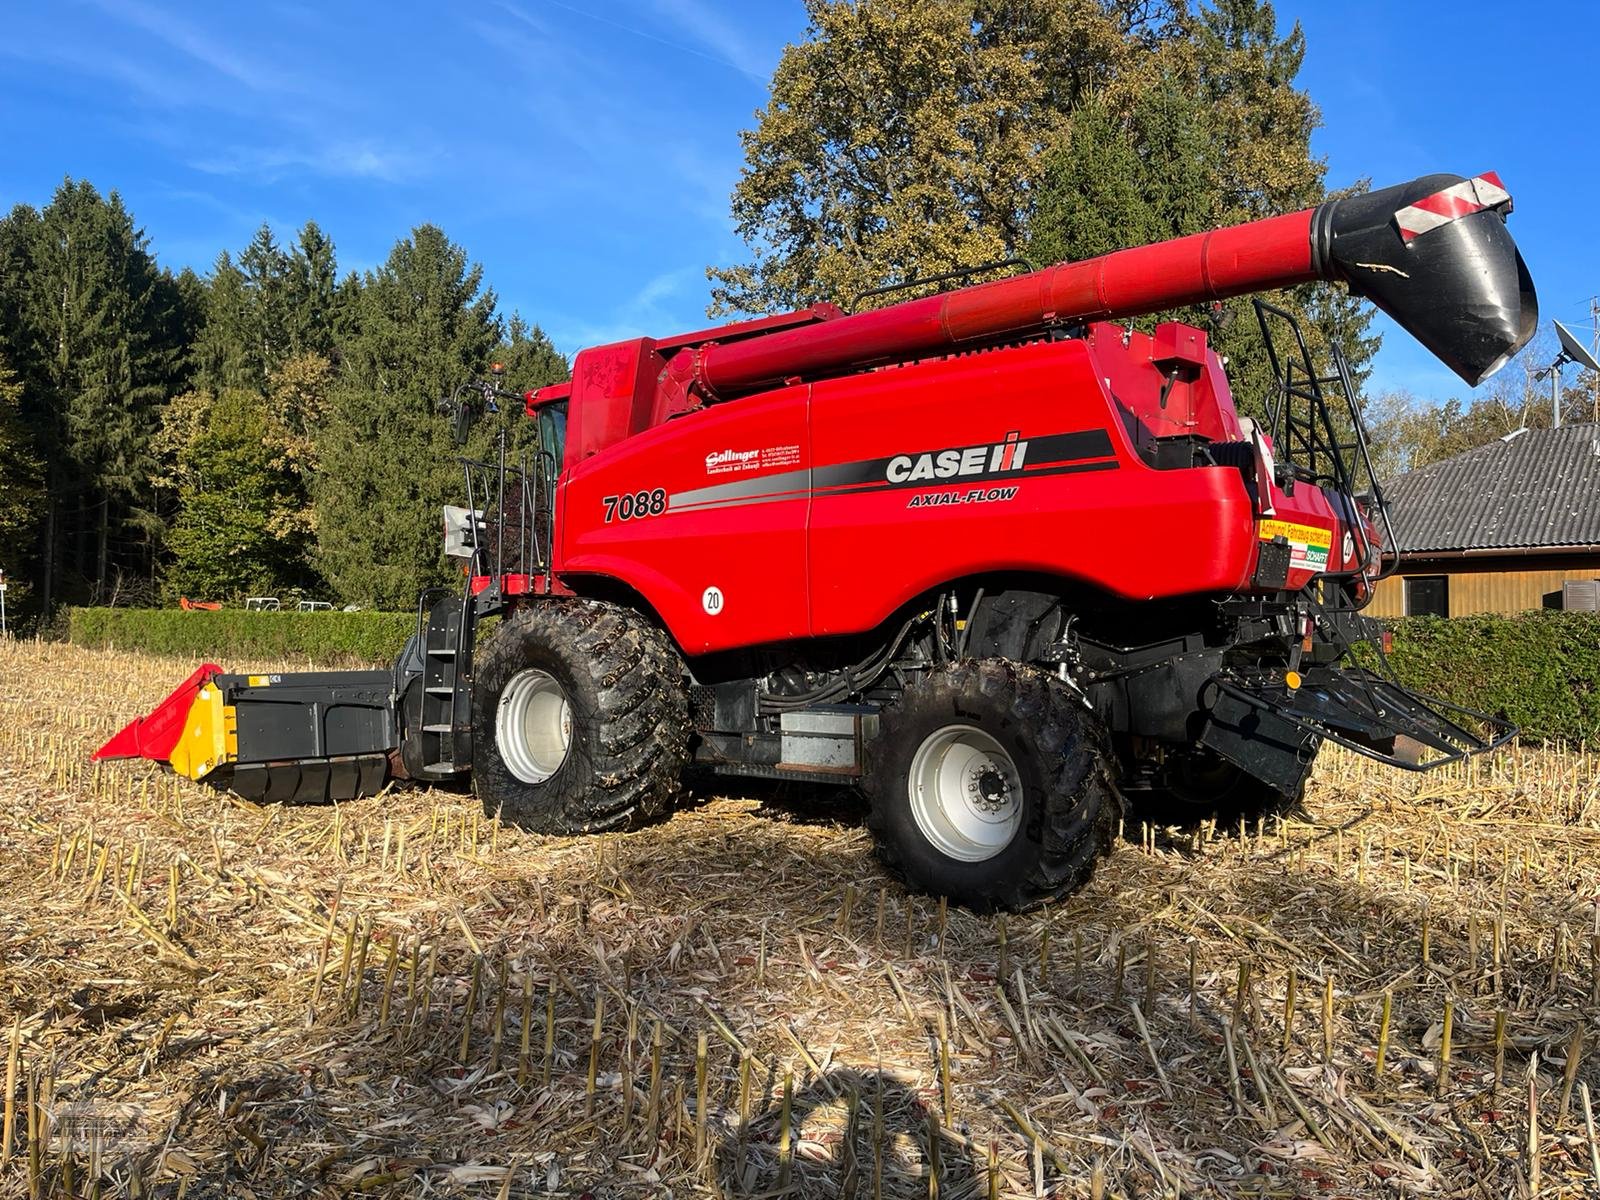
[1555,320,1600,373]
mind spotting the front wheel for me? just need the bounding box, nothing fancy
[863,659,1121,912]
[473,600,688,834]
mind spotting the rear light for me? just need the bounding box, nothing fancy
[1381,630,1394,654]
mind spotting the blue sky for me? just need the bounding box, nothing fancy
[2,1,1594,404]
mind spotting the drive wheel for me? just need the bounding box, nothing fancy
[473,599,688,833]
[863,659,1120,912]
[1124,747,1308,830]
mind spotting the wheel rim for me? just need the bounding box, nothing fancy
[496,668,572,784]
[907,725,1024,863]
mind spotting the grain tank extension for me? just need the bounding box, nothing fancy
[99,172,1536,910]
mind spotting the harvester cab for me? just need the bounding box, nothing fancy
[99,170,1537,911]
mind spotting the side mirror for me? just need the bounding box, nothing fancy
[438,387,478,446]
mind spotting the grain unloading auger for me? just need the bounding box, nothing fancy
[99,172,1536,910]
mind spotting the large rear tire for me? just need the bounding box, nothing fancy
[863,659,1121,912]
[473,599,688,834]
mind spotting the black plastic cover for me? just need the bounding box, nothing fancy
[219,671,397,763]
[1209,666,1515,772]
[229,754,388,804]
[1312,174,1538,386]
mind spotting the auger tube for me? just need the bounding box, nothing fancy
[671,171,1536,400]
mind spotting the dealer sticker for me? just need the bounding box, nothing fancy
[1258,519,1332,573]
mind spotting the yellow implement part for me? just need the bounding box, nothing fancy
[166,684,238,781]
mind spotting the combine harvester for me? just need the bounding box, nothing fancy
[100,172,1536,909]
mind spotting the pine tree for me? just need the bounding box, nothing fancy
[0,204,51,456]
[489,314,569,458]
[495,314,567,390]
[192,252,251,392]
[237,225,292,389]
[288,221,338,358]
[0,353,42,606]
[194,222,341,394]
[313,225,500,608]
[4,180,177,608]
[158,267,207,393]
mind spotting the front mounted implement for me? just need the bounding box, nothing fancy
[92,379,552,800]
[93,666,394,802]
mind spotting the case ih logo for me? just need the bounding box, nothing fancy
[705,448,762,474]
[886,432,1029,484]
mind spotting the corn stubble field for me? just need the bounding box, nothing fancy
[2,641,1599,1199]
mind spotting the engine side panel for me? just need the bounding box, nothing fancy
[806,340,1259,635]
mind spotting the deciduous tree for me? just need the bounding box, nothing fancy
[1028,1,1377,418]
[712,0,1376,415]
[157,387,318,600]
[708,0,1178,316]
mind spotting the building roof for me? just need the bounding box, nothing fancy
[1384,424,1600,555]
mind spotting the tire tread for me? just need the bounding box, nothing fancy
[474,599,689,833]
[863,659,1120,911]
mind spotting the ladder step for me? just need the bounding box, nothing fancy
[422,723,455,734]
[422,762,461,775]
[427,648,457,658]
[424,685,455,695]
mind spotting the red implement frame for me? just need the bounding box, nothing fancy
[93,663,222,763]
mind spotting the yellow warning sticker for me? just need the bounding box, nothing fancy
[1257,519,1331,549]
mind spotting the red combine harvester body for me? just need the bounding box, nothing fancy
[554,321,1330,652]
[99,171,1538,909]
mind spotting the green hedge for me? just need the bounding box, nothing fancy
[1386,611,1600,746]
[64,607,1600,743]
[68,607,416,664]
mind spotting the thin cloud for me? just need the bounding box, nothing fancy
[87,0,289,93]
[491,0,555,36]
[466,15,743,230]
[0,37,215,110]
[190,141,426,185]
[642,0,774,81]
[543,264,711,355]
[152,186,284,231]
[630,265,699,309]
[533,0,770,82]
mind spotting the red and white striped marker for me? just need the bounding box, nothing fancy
[1392,172,1512,243]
